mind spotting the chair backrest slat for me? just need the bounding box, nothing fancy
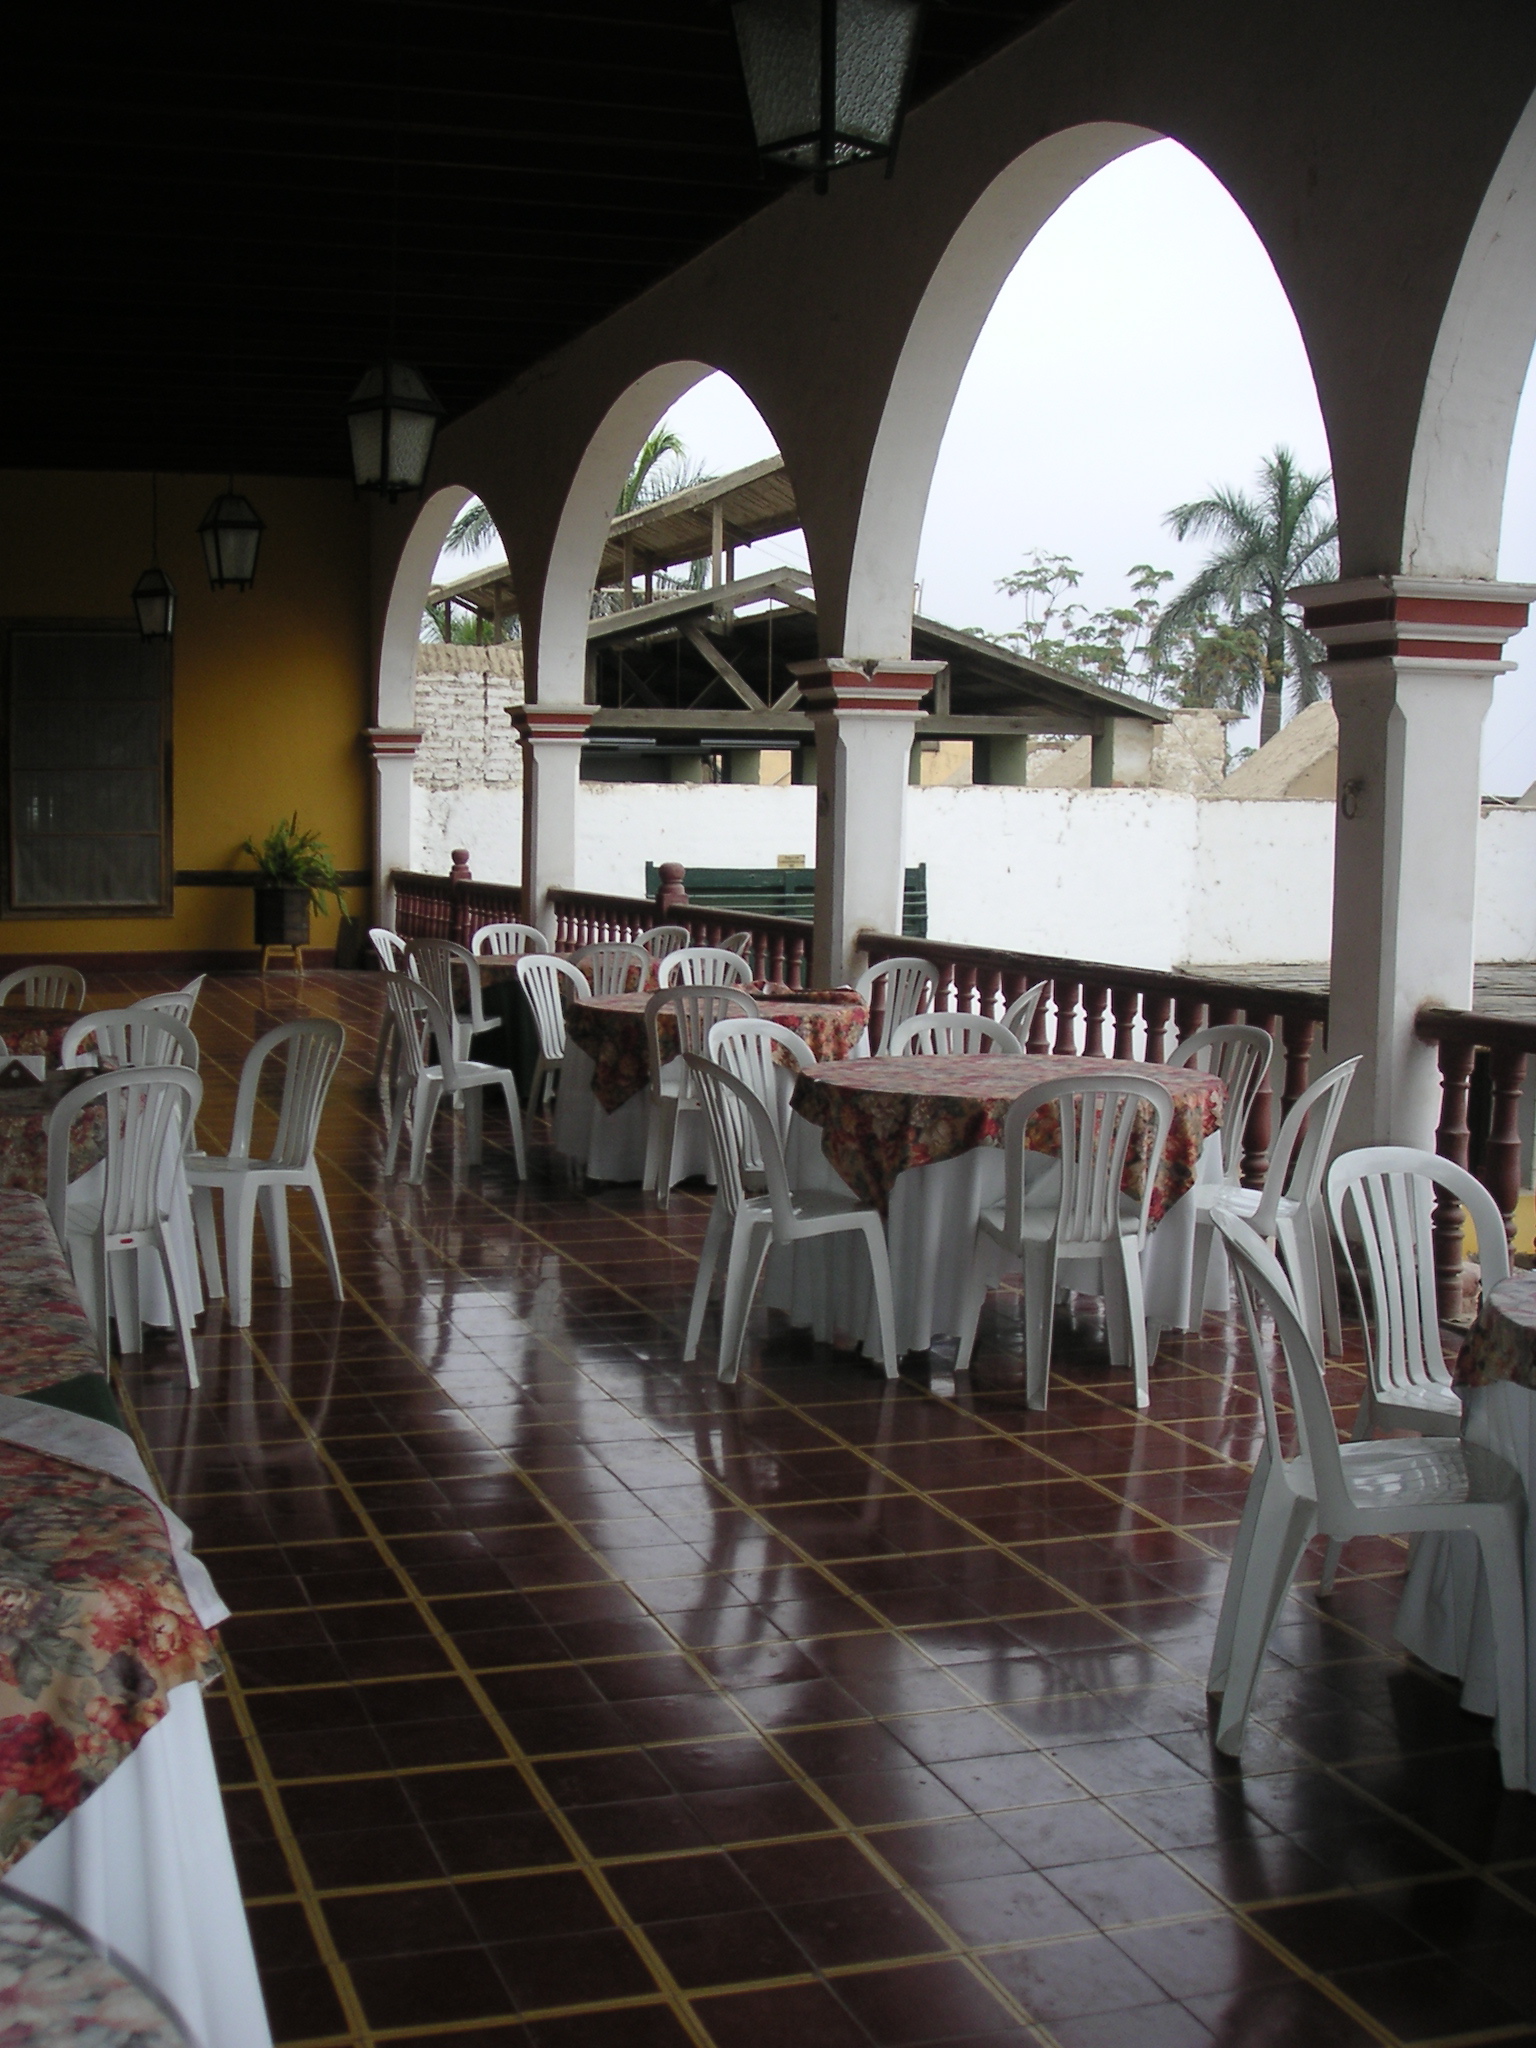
[707,1017,814,1151]
[684,1053,797,1227]
[133,976,205,1026]
[228,1020,345,1169]
[48,1067,202,1245]
[658,947,754,989]
[1165,1024,1274,1183]
[1000,1076,1173,1250]
[0,964,86,1011]
[369,928,409,974]
[471,922,549,957]
[516,955,589,1061]
[61,1008,199,1071]
[1249,1057,1360,1237]
[886,1013,1020,1058]
[637,926,690,959]
[1001,981,1047,1045]
[855,957,938,1054]
[574,944,649,996]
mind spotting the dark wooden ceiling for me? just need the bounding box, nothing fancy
[2,2,1063,479]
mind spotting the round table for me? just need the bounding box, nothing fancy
[1395,1271,1536,1789]
[767,1053,1227,1360]
[0,1009,86,1069]
[0,1890,191,2048]
[552,988,868,1184]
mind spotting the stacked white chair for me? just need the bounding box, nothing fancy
[369,928,411,1083]
[574,943,650,996]
[380,975,526,1185]
[887,1013,1020,1057]
[1161,1023,1275,1332]
[954,1075,1174,1408]
[644,985,758,1195]
[61,1010,198,1071]
[48,1066,204,1384]
[412,935,500,1068]
[637,926,690,960]
[683,1052,899,1383]
[1208,1209,1528,1787]
[854,956,937,1055]
[0,964,85,1010]
[134,974,205,1026]
[706,1017,816,1148]
[471,921,549,957]
[1001,981,1047,1047]
[516,955,590,1150]
[186,1020,346,1328]
[658,947,753,989]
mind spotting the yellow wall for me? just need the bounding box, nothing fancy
[0,470,372,954]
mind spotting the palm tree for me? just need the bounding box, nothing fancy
[1149,447,1338,746]
[441,419,710,557]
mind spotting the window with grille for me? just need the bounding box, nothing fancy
[5,625,172,915]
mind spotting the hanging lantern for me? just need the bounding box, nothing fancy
[731,0,923,192]
[197,487,265,590]
[132,474,176,639]
[347,360,444,499]
[132,565,176,641]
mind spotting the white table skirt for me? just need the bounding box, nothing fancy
[8,1682,272,2048]
[1394,1379,1536,1788]
[551,1042,713,1186]
[762,1126,1228,1360]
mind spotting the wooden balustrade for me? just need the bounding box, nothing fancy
[391,871,525,950]
[1418,1006,1536,1319]
[550,888,813,988]
[860,930,1328,1188]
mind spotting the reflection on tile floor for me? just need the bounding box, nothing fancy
[98,971,1536,2048]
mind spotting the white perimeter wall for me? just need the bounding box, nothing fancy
[414,779,1536,969]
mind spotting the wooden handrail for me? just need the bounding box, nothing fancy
[549,887,814,989]
[1418,1004,1536,1317]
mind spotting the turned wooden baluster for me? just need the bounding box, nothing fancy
[979,963,1002,1021]
[1082,983,1109,1057]
[1433,1038,1477,1322]
[1143,993,1171,1065]
[1481,1044,1527,1256]
[1053,981,1081,1056]
[1027,981,1053,1055]
[1279,1011,1314,1119]
[1111,987,1139,1061]
[1173,996,1205,1047]
[1242,1011,1280,1189]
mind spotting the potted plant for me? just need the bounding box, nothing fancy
[241,814,348,950]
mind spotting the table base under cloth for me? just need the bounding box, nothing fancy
[762,1131,1230,1361]
[1395,1380,1536,1790]
[566,991,868,1118]
[551,1042,713,1185]
[0,1191,107,1402]
[9,1683,272,2048]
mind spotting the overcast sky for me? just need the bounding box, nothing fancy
[444,138,1536,792]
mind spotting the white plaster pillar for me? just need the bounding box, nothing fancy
[510,707,593,938]
[1300,576,1535,1149]
[792,660,944,986]
[366,727,424,927]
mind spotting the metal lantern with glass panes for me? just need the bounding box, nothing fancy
[197,488,266,591]
[347,360,444,500]
[731,0,922,192]
[132,565,176,641]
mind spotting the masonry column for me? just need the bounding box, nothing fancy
[1301,576,1534,1148]
[366,726,423,927]
[792,659,944,987]
[510,707,593,939]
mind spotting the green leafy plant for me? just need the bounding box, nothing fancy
[240,814,347,918]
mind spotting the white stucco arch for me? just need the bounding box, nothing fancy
[843,122,1159,658]
[531,360,715,704]
[376,483,476,728]
[1403,90,1536,577]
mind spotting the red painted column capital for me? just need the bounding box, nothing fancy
[365,726,423,760]
[790,658,945,716]
[1295,574,1536,670]
[510,706,594,744]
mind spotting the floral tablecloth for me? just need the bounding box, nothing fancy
[0,1447,220,1876]
[0,1193,103,1402]
[566,990,869,1116]
[0,1890,189,2047]
[0,1012,83,1070]
[0,1087,105,1201]
[1457,1271,1536,1389]
[791,1052,1225,1218]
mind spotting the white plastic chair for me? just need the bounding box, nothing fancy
[658,947,754,989]
[643,984,758,1195]
[886,1013,1021,1058]
[48,1066,204,1383]
[1195,1058,1359,1363]
[1160,1022,1275,1332]
[186,1020,346,1328]
[370,927,409,973]
[574,943,650,996]
[369,928,411,1082]
[1208,1208,1528,1787]
[683,1052,899,1384]
[471,921,550,957]
[61,1008,199,1070]
[516,954,590,1148]
[412,935,499,1067]
[953,1075,1174,1408]
[706,1017,816,1149]
[1328,1144,1508,1442]
[380,974,526,1186]
[0,965,85,1011]
[134,975,205,1026]
[637,926,690,959]
[722,932,754,962]
[1002,981,1047,1046]
[854,956,938,1056]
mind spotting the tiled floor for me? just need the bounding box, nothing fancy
[97,971,1536,2048]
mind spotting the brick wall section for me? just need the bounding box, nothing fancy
[412,643,525,794]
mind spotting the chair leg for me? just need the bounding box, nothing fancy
[1118,1233,1152,1409]
[111,1247,143,1356]
[524,1055,548,1157]
[69,1229,112,1368]
[1320,1399,1372,1593]
[1188,1210,1222,1329]
[371,1012,395,1084]
[408,1078,442,1185]
[259,1184,292,1288]
[225,1179,262,1328]
[191,1185,225,1298]
[156,1231,201,1391]
[859,1218,901,1378]
[1022,1241,1057,1409]
[952,1243,990,1375]
[1209,1447,1274,1697]
[716,1215,773,1384]
[306,1169,345,1302]
[499,1079,527,1178]
[684,1203,728,1361]
[1277,1211,1324,1364]
[383,1077,412,1174]
[1214,1488,1315,1756]
[464,1085,485,1165]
